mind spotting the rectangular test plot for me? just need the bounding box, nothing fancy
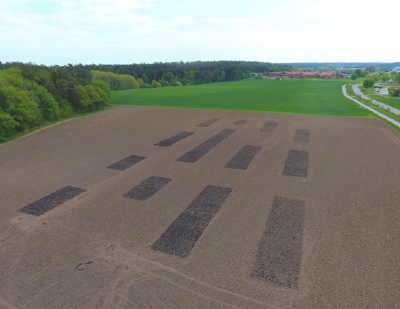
[177,129,236,163]
[252,196,306,289]
[107,155,146,171]
[154,131,195,147]
[293,129,311,143]
[123,176,172,201]
[260,122,278,132]
[282,150,309,178]
[225,145,261,170]
[196,118,221,127]
[152,185,232,257]
[234,119,249,125]
[19,186,86,216]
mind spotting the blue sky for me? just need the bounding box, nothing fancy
[1,0,398,65]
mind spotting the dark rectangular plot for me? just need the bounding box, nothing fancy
[177,129,236,163]
[225,145,261,170]
[123,176,172,200]
[152,185,232,257]
[196,118,221,127]
[19,186,86,216]
[151,212,214,258]
[260,122,278,132]
[282,150,309,178]
[107,155,146,171]
[234,119,249,125]
[186,185,233,215]
[252,196,306,289]
[154,131,195,147]
[293,129,311,143]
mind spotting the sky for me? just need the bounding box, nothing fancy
[1,0,399,65]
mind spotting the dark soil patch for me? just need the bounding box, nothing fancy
[234,119,249,125]
[123,176,172,200]
[154,131,195,147]
[177,129,236,163]
[260,122,278,133]
[151,185,232,257]
[252,196,305,289]
[196,118,221,127]
[225,145,261,170]
[19,186,86,216]
[282,150,309,178]
[107,155,146,171]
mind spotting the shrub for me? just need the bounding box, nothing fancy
[363,78,374,88]
[151,80,159,88]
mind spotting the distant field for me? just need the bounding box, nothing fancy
[368,95,400,110]
[111,79,375,118]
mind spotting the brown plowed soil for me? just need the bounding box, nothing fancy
[1,105,400,309]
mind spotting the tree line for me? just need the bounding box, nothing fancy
[66,61,292,88]
[0,62,111,141]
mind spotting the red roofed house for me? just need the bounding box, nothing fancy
[286,72,319,78]
[336,73,345,78]
[286,72,303,77]
[303,72,318,78]
[319,72,335,78]
[265,72,285,77]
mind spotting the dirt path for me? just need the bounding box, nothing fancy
[1,106,400,308]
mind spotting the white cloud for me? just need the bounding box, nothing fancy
[55,0,156,13]
[205,18,252,26]
[2,0,400,64]
[238,28,301,44]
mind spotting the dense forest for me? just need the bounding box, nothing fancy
[0,62,111,141]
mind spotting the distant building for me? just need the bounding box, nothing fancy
[391,67,400,73]
[283,71,339,78]
[319,72,335,78]
[286,72,303,77]
[336,67,366,72]
[265,72,285,77]
[303,72,319,77]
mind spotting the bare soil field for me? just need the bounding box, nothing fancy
[1,105,400,309]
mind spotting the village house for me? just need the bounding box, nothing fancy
[265,72,285,77]
[265,71,342,79]
[319,72,335,78]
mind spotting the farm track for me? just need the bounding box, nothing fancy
[1,105,400,308]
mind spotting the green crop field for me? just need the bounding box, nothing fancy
[111,79,375,118]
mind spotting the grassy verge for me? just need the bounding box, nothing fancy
[346,84,356,96]
[353,95,400,132]
[359,86,376,95]
[0,105,116,145]
[366,94,400,110]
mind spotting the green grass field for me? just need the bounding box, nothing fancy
[368,95,400,110]
[111,79,375,118]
